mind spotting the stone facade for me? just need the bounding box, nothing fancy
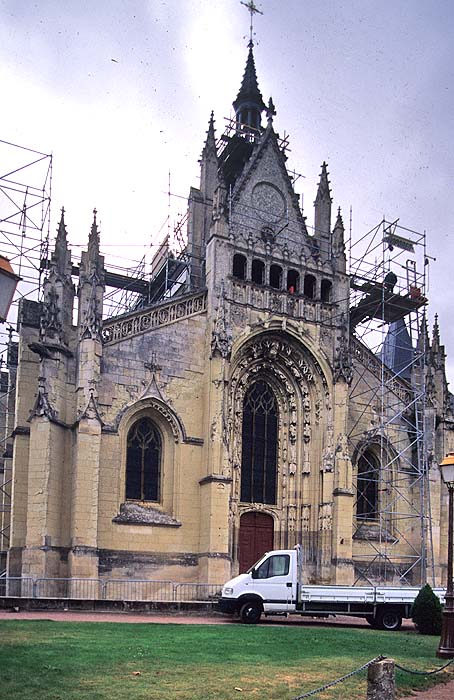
[5,46,454,588]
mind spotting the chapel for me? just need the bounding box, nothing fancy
[3,40,453,589]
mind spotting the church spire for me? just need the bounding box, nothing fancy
[232,44,266,132]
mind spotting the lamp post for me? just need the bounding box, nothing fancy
[0,255,20,322]
[437,452,454,658]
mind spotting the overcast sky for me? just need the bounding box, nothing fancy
[1,0,453,378]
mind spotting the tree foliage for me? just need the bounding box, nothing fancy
[411,583,443,635]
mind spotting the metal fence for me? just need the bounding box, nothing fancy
[0,576,222,603]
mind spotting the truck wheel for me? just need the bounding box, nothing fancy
[375,608,402,631]
[239,601,262,624]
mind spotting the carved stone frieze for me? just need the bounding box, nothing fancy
[102,291,207,345]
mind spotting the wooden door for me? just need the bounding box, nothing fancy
[238,511,274,573]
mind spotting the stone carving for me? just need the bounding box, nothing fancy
[318,502,333,531]
[287,504,296,532]
[301,504,311,532]
[333,327,353,384]
[29,376,56,421]
[211,284,232,359]
[40,287,62,343]
[102,291,207,345]
[80,271,103,341]
[78,385,104,425]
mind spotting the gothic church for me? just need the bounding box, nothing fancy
[4,43,453,588]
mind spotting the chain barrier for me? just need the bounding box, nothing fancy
[291,655,386,700]
[394,657,454,676]
[291,655,454,699]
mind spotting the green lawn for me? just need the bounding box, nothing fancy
[0,620,452,699]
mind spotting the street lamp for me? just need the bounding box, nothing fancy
[0,255,20,322]
[437,452,454,658]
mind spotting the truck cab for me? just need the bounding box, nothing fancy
[219,549,297,623]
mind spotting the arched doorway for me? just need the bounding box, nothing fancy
[238,511,274,573]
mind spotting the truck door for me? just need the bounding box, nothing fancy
[252,553,295,613]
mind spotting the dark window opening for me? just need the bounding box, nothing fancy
[287,269,300,294]
[251,259,265,285]
[233,254,247,280]
[304,274,316,299]
[126,417,162,501]
[356,450,379,520]
[269,264,282,290]
[321,279,332,302]
[241,380,278,505]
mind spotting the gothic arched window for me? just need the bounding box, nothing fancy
[241,380,278,505]
[126,417,162,501]
[356,449,379,520]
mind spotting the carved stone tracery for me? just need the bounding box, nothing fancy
[227,333,333,537]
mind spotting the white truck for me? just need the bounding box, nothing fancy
[218,546,445,630]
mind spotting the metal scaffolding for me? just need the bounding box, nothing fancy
[348,218,433,585]
[0,139,52,572]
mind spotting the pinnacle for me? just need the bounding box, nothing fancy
[233,44,266,113]
[201,111,217,159]
[315,162,332,204]
[88,208,100,264]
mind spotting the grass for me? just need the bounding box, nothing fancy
[0,620,453,700]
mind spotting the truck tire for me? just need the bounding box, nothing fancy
[239,600,262,624]
[375,607,402,631]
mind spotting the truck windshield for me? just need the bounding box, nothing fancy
[246,555,267,573]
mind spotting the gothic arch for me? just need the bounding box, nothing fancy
[352,436,399,529]
[115,396,185,444]
[117,398,182,516]
[226,331,333,565]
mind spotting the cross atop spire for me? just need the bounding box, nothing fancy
[241,1,263,48]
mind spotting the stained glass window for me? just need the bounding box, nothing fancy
[126,417,162,501]
[241,380,278,504]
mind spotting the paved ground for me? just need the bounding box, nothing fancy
[1,609,453,698]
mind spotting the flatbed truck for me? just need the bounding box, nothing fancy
[218,546,445,630]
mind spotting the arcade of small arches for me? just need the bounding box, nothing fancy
[232,252,333,302]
